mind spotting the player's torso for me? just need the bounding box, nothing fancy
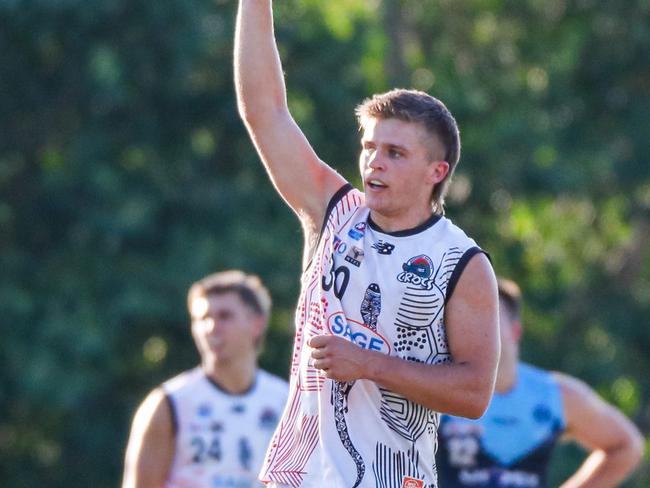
[165,369,287,488]
[266,189,481,488]
[324,208,464,367]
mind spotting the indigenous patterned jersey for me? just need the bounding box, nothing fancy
[163,367,288,488]
[437,363,566,488]
[260,185,485,488]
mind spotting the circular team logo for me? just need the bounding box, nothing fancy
[397,255,435,290]
[402,255,433,278]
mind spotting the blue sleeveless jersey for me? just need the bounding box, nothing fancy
[436,363,565,488]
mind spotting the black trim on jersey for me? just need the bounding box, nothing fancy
[304,183,354,270]
[367,213,442,237]
[444,246,490,304]
[163,391,179,439]
[204,371,258,397]
[319,183,354,238]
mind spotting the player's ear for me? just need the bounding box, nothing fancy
[511,321,523,343]
[251,314,266,343]
[428,160,449,185]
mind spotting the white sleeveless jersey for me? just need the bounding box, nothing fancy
[260,185,485,488]
[163,367,288,488]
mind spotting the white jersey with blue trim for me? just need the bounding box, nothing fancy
[163,367,288,488]
[260,184,485,488]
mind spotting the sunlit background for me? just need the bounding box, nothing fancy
[1,0,648,486]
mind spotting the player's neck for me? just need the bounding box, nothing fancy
[202,354,258,395]
[369,208,437,234]
[495,359,518,393]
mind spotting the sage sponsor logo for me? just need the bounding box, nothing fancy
[327,312,390,353]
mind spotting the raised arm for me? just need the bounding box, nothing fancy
[556,373,645,488]
[122,389,175,488]
[310,253,500,418]
[234,0,345,237]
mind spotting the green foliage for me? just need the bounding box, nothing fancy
[1,0,648,486]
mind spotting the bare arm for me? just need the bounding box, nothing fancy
[234,0,346,241]
[556,373,645,488]
[310,253,500,418]
[122,388,175,488]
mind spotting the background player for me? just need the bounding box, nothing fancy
[122,270,288,488]
[436,277,645,487]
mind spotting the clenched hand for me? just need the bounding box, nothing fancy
[309,335,374,382]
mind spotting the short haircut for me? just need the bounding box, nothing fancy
[497,277,522,321]
[187,270,271,320]
[355,88,461,214]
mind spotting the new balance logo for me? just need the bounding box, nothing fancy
[372,240,395,255]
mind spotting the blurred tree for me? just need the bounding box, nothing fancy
[0,0,647,486]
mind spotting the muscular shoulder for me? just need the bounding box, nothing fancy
[132,387,173,434]
[447,252,496,306]
[162,367,204,396]
[552,371,593,404]
[551,371,610,437]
